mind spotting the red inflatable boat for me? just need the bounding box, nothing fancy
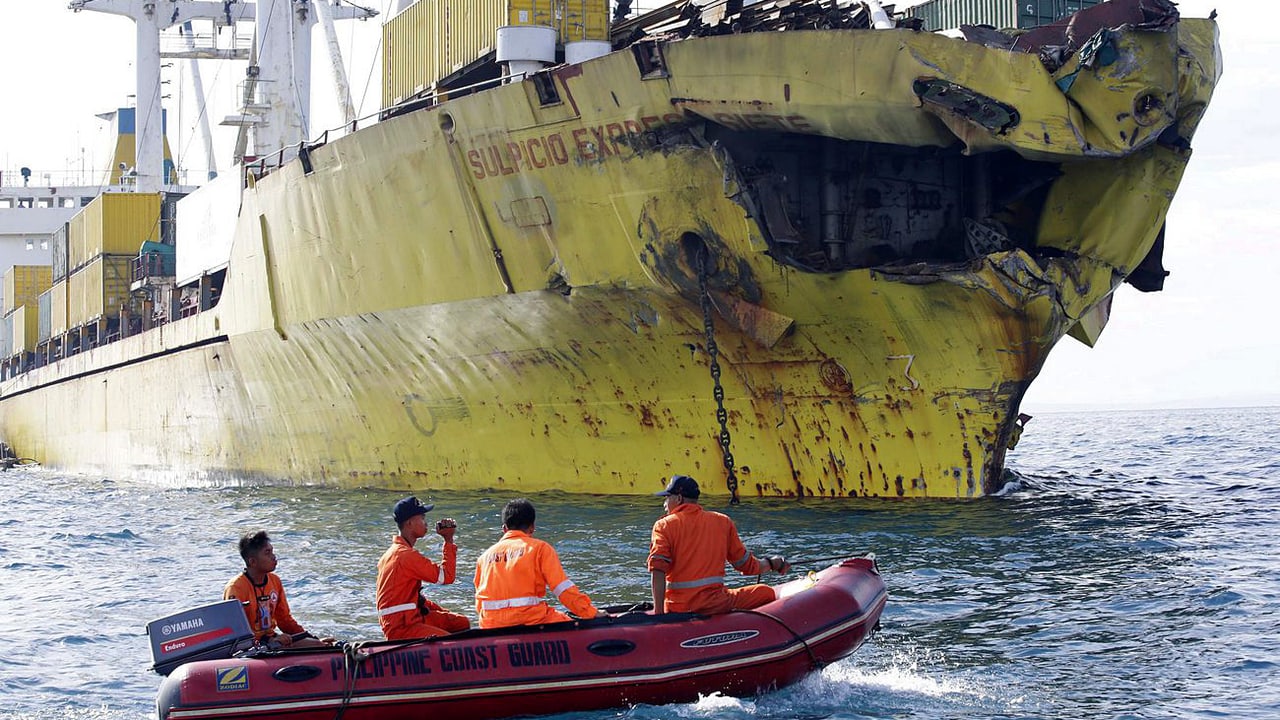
[153,557,885,720]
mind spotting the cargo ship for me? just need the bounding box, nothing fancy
[0,0,1221,498]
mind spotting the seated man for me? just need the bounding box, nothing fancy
[375,496,472,640]
[648,475,790,615]
[224,530,332,648]
[474,498,600,628]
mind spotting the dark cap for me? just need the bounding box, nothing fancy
[393,496,435,524]
[655,474,700,498]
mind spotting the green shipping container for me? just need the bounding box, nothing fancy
[906,0,1103,31]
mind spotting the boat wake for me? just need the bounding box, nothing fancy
[822,661,991,700]
[783,648,1030,717]
[624,647,1025,720]
[992,470,1027,497]
[683,692,757,716]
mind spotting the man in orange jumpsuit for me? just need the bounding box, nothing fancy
[224,530,332,648]
[375,497,472,640]
[474,498,601,628]
[648,475,791,615]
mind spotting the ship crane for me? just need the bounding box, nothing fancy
[223,0,376,165]
[69,0,376,183]
[68,0,254,192]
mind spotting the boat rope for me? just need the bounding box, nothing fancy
[331,631,458,719]
[696,246,740,505]
[332,640,369,720]
[333,634,443,698]
[738,608,821,670]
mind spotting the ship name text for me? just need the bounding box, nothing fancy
[327,641,571,680]
[465,113,813,180]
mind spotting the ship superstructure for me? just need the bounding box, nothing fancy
[0,0,1221,498]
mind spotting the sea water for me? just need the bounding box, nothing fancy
[1,406,1276,719]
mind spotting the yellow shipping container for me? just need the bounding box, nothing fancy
[67,212,87,277]
[67,192,162,272]
[50,280,68,336]
[8,305,38,355]
[67,255,137,329]
[561,0,609,42]
[67,269,86,330]
[383,0,609,106]
[2,265,52,315]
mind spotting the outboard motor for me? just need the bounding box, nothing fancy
[146,599,256,675]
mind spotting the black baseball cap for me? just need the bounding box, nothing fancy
[393,496,435,524]
[655,474,700,498]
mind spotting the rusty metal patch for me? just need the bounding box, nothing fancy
[913,78,1020,135]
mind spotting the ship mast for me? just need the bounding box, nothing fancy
[69,0,250,192]
[314,0,357,126]
[180,21,220,181]
[69,0,376,181]
[239,0,375,163]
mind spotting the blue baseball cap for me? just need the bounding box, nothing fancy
[655,474,700,498]
[393,496,435,524]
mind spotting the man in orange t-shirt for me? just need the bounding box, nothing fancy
[474,498,600,628]
[648,475,790,615]
[224,530,332,648]
[375,496,471,640]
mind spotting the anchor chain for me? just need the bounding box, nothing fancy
[695,248,740,505]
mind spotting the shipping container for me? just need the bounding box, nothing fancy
[50,280,69,336]
[2,265,52,316]
[383,0,610,106]
[137,240,177,278]
[38,288,52,343]
[66,255,138,329]
[67,192,163,272]
[7,306,38,355]
[0,313,11,359]
[52,223,69,281]
[562,0,609,42]
[905,0,1103,31]
[67,212,87,277]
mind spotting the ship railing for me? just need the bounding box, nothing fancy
[245,71,527,181]
[158,30,252,60]
[0,168,103,189]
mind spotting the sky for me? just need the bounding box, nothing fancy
[0,0,1272,412]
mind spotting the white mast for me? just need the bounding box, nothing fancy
[70,0,257,192]
[314,0,357,126]
[181,21,219,180]
[253,0,311,158]
[70,0,375,181]
[251,0,375,162]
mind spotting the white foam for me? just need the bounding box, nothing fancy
[778,647,1027,714]
[681,692,756,715]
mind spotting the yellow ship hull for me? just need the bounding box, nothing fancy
[0,8,1220,498]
